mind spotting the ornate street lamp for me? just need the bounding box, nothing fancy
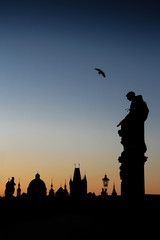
[101,174,109,196]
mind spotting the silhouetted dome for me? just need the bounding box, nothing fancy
[27,173,47,198]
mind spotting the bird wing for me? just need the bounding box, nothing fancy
[95,68,101,72]
[95,68,106,78]
[101,71,106,78]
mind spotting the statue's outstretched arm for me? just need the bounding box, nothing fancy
[117,114,131,127]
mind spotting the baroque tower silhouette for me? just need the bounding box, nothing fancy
[70,166,87,199]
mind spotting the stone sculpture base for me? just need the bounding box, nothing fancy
[118,152,147,198]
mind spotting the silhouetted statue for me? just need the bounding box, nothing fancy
[5,177,16,198]
[117,92,149,198]
[117,91,149,153]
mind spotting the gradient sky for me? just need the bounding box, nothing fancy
[0,0,159,195]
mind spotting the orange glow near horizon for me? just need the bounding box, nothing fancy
[0,147,159,197]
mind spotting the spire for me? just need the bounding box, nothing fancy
[83,171,87,182]
[18,178,20,187]
[73,167,81,182]
[64,179,68,196]
[49,179,54,198]
[17,178,21,197]
[64,179,67,190]
[112,183,117,197]
[51,179,53,188]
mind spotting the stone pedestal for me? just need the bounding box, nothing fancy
[118,150,147,198]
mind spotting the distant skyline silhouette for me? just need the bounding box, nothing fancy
[0,0,159,196]
[3,167,115,198]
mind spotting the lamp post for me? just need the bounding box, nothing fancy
[102,174,109,196]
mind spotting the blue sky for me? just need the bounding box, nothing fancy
[0,0,159,195]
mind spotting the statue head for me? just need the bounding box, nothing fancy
[126,91,135,101]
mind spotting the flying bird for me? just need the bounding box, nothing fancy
[95,68,106,78]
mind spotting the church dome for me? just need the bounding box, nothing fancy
[27,173,47,198]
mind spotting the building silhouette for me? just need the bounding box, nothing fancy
[56,187,67,199]
[69,167,87,199]
[27,173,47,199]
[64,180,68,197]
[17,180,21,197]
[111,183,117,197]
[49,180,54,199]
